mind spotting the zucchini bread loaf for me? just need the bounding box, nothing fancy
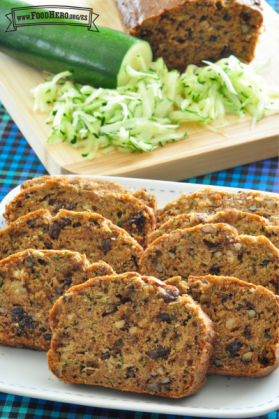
[0,209,143,273]
[0,249,113,351]
[47,273,214,398]
[20,176,157,211]
[148,210,279,248]
[185,275,279,378]
[114,0,263,72]
[139,223,279,293]
[4,179,156,246]
[157,188,279,227]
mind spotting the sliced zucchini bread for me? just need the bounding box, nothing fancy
[47,273,214,398]
[148,209,279,248]
[0,209,143,273]
[0,249,113,351]
[156,188,279,227]
[185,275,279,378]
[139,223,279,293]
[4,179,156,246]
[115,0,263,72]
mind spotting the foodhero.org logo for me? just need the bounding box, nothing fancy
[5,5,98,32]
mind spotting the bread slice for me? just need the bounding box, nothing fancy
[185,275,279,378]
[0,209,143,273]
[139,223,279,294]
[115,0,263,72]
[20,176,157,211]
[47,273,214,398]
[4,179,156,246]
[156,188,279,227]
[148,209,279,248]
[0,249,113,351]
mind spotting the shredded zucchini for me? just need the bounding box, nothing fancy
[32,55,279,159]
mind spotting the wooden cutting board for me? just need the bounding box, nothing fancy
[0,0,278,180]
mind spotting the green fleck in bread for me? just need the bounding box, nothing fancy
[139,223,279,293]
[148,209,279,247]
[20,176,157,211]
[4,179,156,246]
[47,273,214,398]
[0,209,143,273]
[0,249,113,351]
[156,188,279,227]
[185,275,279,378]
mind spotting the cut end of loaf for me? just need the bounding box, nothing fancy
[122,0,263,71]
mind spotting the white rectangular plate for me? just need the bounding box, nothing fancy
[0,176,278,418]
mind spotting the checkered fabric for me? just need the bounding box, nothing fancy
[0,104,47,201]
[0,0,278,414]
[269,0,279,12]
[0,393,278,419]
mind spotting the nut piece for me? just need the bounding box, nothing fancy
[135,353,143,361]
[234,243,242,251]
[129,326,137,335]
[226,250,234,263]
[169,231,181,240]
[139,318,149,328]
[242,352,253,362]
[115,320,125,329]
[156,265,163,273]
[157,366,164,375]
[13,270,22,279]
[213,359,223,367]
[146,383,160,392]
[241,24,250,34]
[266,201,276,209]
[226,318,236,329]
[247,309,256,318]
[9,281,28,301]
[202,226,214,233]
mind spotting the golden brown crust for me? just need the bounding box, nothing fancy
[187,275,279,378]
[48,273,214,398]
[4,180,156,246]
[20,177,157,212]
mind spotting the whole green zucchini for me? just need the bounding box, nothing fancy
[0,0,152,88]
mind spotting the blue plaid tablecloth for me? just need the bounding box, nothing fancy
[0,1,279,416]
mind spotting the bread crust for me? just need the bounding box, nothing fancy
[20,176,157,211]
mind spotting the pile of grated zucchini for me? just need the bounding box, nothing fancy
[32,55,279,159]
